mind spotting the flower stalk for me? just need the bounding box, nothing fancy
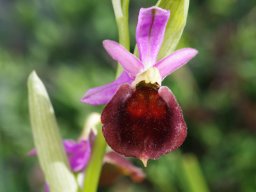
[112,0,130,77]
[82,1,131,191]
[83,125,107,192]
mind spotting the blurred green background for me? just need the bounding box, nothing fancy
[0,0,256,191]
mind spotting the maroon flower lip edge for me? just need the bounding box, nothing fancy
[81,6,198,166]
[101,82,187,166]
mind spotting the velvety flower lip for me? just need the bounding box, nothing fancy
[81,6,198,165]
[101,83,187,165]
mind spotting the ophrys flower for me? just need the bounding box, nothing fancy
[82,7,198,165]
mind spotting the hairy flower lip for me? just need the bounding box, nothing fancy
[102,84,187,164]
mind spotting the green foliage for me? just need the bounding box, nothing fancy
[157,0,189,59]
[179,154,209,192]
[1,0,256,192]
[28,71,78,192]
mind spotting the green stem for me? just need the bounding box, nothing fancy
[82,2,130,192]
[112,0,130,77]
[178,154,209,192]
[83,128,107,192]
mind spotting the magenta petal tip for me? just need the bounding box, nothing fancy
[155,48,199,78]
[81,72,133,105]
[103,40,143,77]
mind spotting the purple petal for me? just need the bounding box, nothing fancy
[64,140,91,172]
[136,7,170,67]
[44,183,50,192]
[81,72,133,105]
[27,148,37,156]
[29,140,91,173]
[155,48,198,79]
[103,40,143,77]
[63,140,77,153]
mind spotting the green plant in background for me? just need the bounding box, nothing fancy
[1,0,256,191]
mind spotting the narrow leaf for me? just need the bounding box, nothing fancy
[156,0,190,59]
[28,71,78,192]
[179,154,209,192]
[83,124,107,192]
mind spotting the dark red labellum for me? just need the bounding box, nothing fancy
[101,82,187,164]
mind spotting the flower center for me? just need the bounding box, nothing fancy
[132,67,161,87]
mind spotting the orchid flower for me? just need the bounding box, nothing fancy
[81,7,198,165]
[29,137,144,191]
[29,140,91,192]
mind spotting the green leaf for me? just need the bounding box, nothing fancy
[156,0,190,59]
[179,154,209,192]
[28,71,78,192]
